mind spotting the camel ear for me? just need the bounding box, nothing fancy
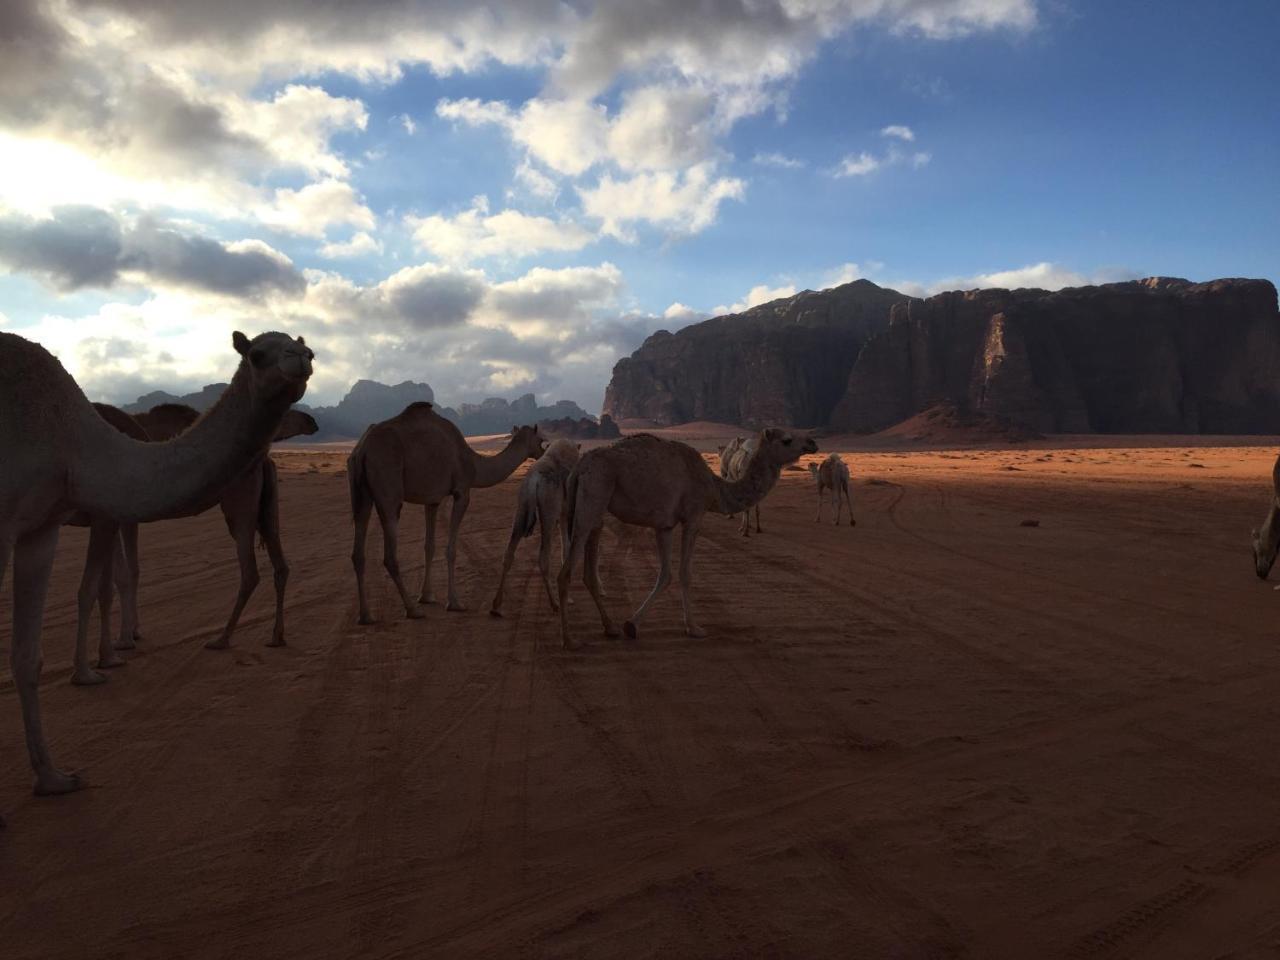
[297,336,306,346]
[232,331,251,356]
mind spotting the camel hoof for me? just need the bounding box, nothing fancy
[266,637,286,648]
[489,608,503,618]
[406,607,427,620]
[850,519,857,526]
[34,768,84,796]
[114,637,137,651]
[204,637,230,651]
[357,613,374,625]
[97,654,127,670]
[622,621,638,640]
[71,668,108,686]
[446,602,467,613]
[686,625,709,639]
[417,595,437,606]
[561,636,583,651]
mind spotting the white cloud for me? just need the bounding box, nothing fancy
[406,197,594,263]
[437,96,609,177]
[399,113,417,135]
[257,179,376,239]
[910,151,932,168]
[712,282,798,315]
[319,231,382,259]
[887,262,1138,297]
[881,124,915,141]
[606,85,720,171]
[835,152,881,177]
[753,151,805,169]
[224,84,368,179]
[579,163,745,239]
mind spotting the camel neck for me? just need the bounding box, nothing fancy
[470,438,530,488]
[70,365,292,522]
[712,448,780,515]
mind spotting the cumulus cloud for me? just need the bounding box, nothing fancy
[712,282,798,315]
[835,152,881,177]
[886,262,1138,297]
[579,163,745,239]
[881,124,915,141]
[833,143,930,178]
[0,206,305,297]
[406,196,594,263]
[319,231,382,258]
[753,151,805,169]
[257,180,377,239]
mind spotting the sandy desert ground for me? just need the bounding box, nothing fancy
[5,431,1280,959]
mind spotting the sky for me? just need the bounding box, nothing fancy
[0,1,1276,411]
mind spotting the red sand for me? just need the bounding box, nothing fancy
[4,438,1280,958]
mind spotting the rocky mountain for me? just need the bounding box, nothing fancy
[603,279,909,428]
[831,277,1280,434]
[123,377,590,439]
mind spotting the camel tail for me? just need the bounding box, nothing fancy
[807,462,819,478]
[564,468,581,543]
[348,435,371,522]
[1272,452,1280,496]
[515,480,538,540]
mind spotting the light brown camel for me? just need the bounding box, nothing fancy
[1251,453,1280,578]
[490,438,580,616]
[557,429,817,649]
[63,404,150,685]
[1,330,312,803]
[808,453,856,526]
[348,403,546,621]
[720,436,763,536]
[135,403,319,649]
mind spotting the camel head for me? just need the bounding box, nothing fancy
[755,428,818,468]
[232,331,314,403]
[275,409,320,442]
[510,423,547,460]
[1252,521,1280,580]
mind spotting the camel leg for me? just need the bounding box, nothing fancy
[833,484,842,525]
[678,520,707,638]
[352,494,374,624]
[560,518,577,605]
[13,521,84,795]
[844,483,856,527]
[538,519,560,612]
[489,523,522,618]
[208,515,258,650]
[754,504,762,534]
[73,521,119,684]
[95,543,118,672]
[557,526,590,650]
[624,527,673,640]
[418,504,439,605]
[112,524,141,649]
[815,483,824,522]
[739,509,750,537]
[263,525,289,648]
[378,504,422,620]
[584,528,618,637]
[444,491,469,612]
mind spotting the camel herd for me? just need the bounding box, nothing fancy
[0,329,856,818]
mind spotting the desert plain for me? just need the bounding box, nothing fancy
[4,429,1280,959]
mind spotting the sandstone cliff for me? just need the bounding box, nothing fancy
[602,279,908,427]
[830,277,1280,434]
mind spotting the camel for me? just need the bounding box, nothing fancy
[490,439,580,616]
[557,429,817,649]
[136,403,319,649]
[808,453,856,526]
[348,403,546,621]
[0,330,312,801]
[720,437,763,536]
[1251,453,1280,578]
[62,404,155,685]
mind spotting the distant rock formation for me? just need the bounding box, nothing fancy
[538,413,622,440]
[603,279,909,428]
[124,378,589,440]
[831,277,1280,434]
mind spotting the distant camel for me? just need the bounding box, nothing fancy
[139,403,319,648]
[0,330,312,800]
[808,453,856,526]
[348,403,545,621]
[64,404,148,685]
[557,429,817,648]
[1252,453,1280,578]
[720,437,763,536]
[490,438,580,616]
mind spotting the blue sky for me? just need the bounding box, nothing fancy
[0,0,1276,410]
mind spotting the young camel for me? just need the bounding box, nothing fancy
[137,403,319,648]
[490,438,580,616]
[808,453,856,526]
[63,404,150,685]
[348,403,546,621]
[1251,453,1280,579]
[557,429,818,649]
[720,437,763,536]
[0,330,312,802]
